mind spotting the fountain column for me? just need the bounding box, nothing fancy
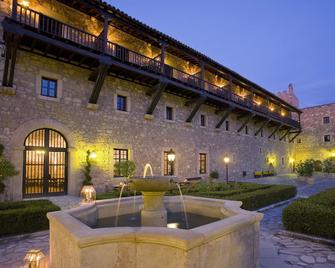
[141,191,167,227]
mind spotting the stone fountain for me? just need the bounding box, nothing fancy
[47,164,263,268]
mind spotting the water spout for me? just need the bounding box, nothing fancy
[143,163,153,178]
[115,183,126,227]
[176,183,189,229]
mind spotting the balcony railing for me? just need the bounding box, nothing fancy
[11,4,300,128]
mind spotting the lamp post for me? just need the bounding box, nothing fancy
[223,157,230,184]
[167,148,175,175]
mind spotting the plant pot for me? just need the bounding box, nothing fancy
[80,185,96,204]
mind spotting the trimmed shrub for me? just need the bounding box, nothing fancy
[295,159,315,177]
[283,188,335,239]
[322,158,335,173]
[209,170,219,180]
[0,200,60,236]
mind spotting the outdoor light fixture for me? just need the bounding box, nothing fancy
[89,150,97,160]
[223,157,230,183]
[21,0,30,8]
[269,106,275,112]
[167,148,176,162]
[24,249,45,268]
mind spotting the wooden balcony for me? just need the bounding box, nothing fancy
[2,4,301,130]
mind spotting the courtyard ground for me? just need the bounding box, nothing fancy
[0,175,335,268]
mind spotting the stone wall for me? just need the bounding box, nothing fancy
[0,48,294,200]
[295,103,335,161]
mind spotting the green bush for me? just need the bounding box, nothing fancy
[283,188,335,239]
[295,159,315,177]
[209,170,219,179]
[322,158,335,173]
[0,144,19,193]
[114,160,136,179]
[0,200,60,236]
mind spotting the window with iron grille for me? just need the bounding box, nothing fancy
[200,114,206,127]
[225,120,230,131]
[117,95,127,111]
[323,116,330,124]
[199,153,207,174]
[41,77,57,98]
[163,151,174,175]
[166,106,174,120]
[324,135,331,143]
[113,149,128,177]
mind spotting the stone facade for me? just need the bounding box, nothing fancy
[0,0,295,200]
[295,103,335,161]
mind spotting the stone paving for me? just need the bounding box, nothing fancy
[0,176,335,268]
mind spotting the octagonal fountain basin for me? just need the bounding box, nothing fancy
[47,196,263,268]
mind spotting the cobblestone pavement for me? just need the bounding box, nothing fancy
[255,175,335,268]
[1,177,335,268]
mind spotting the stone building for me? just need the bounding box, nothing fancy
[0,0,301,200]
[295,103,335,162]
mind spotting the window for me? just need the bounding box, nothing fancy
[225,121,230,131]
[245,125,249,135]
[273,134,276,140]
[166,106,174,121]
[199,153,207,174]
[117,95,127,112]
[260,129,264,137]
[282,157,285,166]
[200,114,206,127]
[297,138,302,144]
[113,149,128,177]
[324,135,331,142]
[164,151,174,175]
[41,77,57,98]
[323,117,330,124]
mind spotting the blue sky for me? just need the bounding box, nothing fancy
[108,0,335,108]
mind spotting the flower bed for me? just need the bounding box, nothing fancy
[283,188,335,239]
[0,200,60,236]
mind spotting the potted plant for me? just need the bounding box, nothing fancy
[114,160,136,181]
[80,150,96,203]
[0,144,19,201]
[295,159,315,182]
[322,158,335,177]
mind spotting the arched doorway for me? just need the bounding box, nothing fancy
[23,128,68,197]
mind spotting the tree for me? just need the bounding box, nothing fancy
[114,160,136,179]
[0,144,19,193]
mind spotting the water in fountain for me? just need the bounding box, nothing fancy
[176,183,189,229]
[143,163,153,178]
[114,182,126,227]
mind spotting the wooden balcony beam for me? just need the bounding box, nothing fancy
[215,106,234,129]
[145,81,167,115]
[2,33,20,87]
[268,124,283,139]
[279,129,291,141]
[186,95,207,123]
[88,63,109,104]
[254,119,270,136]
[237,114,255,133]
[289,131,302,143]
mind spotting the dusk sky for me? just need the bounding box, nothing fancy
[108,0,335,108]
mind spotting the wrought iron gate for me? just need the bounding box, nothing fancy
[23,129,68,197]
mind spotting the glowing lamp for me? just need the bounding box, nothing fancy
[223,157,230,164]
[269,106,275,112]
[289,158,295,164]
[167,148,176,162]
[21,0,30,8]
[80,185,96,204]
[281,111,286,117]
[255,101,261,106]
[89,150,97,159]
[167,222,179,229]
[24,249,45,268]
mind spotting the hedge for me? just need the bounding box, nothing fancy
[0,200,60,236]
[97,182,297,211]
[283,188,335,239]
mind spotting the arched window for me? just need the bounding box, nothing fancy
[23,129,68,197]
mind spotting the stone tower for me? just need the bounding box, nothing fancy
[277,83,300,108]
